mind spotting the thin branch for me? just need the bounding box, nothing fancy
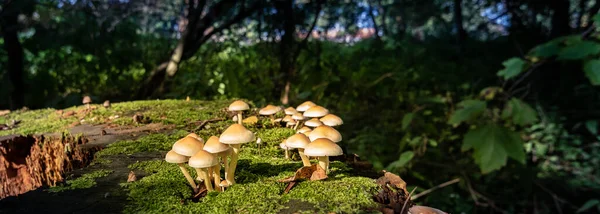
[400,187,417,214]
[411,178,460,200]
[292,0,323,61]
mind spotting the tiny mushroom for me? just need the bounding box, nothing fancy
[291,112,305,130]
[284,107,297,115]
[303,138,343,174]
[82,96,92,109]
[308,125,342,143]
[285,133,312,166]
[286,119,297,128]
[103,100,111,108]
[319,114,343,127]
[165,150,198,192]
[280,140,290,159]
[297,126,312,134]
[296,101,317,112]
[229,100,250,125]
[304,118,323,128]
[259,104,281,125]
[203,136,231,192]
[188,150,219,192]
[219,124,255,185]
[172,136,205,180]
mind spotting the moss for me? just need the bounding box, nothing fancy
[95,131,189,156]
[47,169,114,193]
[121,149,378,214]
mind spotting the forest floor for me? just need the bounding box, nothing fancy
[0,99,408,214]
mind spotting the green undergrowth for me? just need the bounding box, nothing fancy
[47,169,114,193]
[0,99,235,136]
[95,130,189,157]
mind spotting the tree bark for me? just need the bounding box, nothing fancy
[1,7,26,109]
[367,0,381,40]
[453,0,466,47]
[275,0,296,105]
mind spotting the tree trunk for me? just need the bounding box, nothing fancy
[275,0,296,105]
[453,0,466,47]
[550,0,571,38]
[367,0,381,40]
[375,0,388,36]
[2,14,25,109]
[577,0,588,30]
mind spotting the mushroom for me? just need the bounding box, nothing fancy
[297,126,312,134]
[291,112,305,130]
[285,133,312,166]
[286,119,297,129]
[319,114,343,127]
[172,136,205,181]
[229,100,250,125]
[408,205,447,214]
[308,125,342,143]
[186,133,205,147]
[188,150,219,192]
[304,138,343,174]
[219,180,230,192]
[303,130,312,137]
[203,136,231,192]
[304,118,323,128]
[259,104,281,125]
[82,96,92,109]
[280,140,290,159]
[103,100,111,108]
[284,107,297,115]
[296,101,317,112]
[165,150,198,192]
[303,105,329,118]
[282,115,292,124]
[219,124,255,185]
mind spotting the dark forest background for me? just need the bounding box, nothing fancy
[2,0,600,213]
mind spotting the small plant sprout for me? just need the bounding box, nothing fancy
[228,100,250,125]
[259,104,281,125]
[304,138,343,174]
[165,150,198,192]
[319,114,343,127]
[292,112,305,130]
[188,150,219,192]
[172,136,205,181]
[297,126,312,134]
[256,137,262,154]
[308,125,342,143]
[296,101,317,112]
[219,124,255,185]
[280,140,290,159]
[82,96,92,109]
[203,136,231,192]
[103,100,111,108]
[285,134,312,166]
[304,118,323,128]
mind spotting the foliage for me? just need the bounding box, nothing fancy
[47,169,113,193]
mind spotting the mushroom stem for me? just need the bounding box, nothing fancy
[194,168,204,181]
[317,156,330,174]
[270,115,275,125]
[220,153,229,184]
[285,148,289,159]
[207,167,214,183]
[201,168,214,192]
[293,120,303,130]
[226,144,242,185]
[237,112,243,125]
[212,162,222,192]
[85,103,90,110]
[177,163,198,192]
[298,149,311,167]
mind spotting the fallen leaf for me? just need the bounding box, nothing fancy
[127,171,137,182]
[310,164,328,181]
[243,116,259,125]
[376,171,408,195]
[64,111,75,117]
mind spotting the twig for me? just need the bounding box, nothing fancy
[411,178,460,200]
[534,181,577,210]
[192,118,225,131]
[400,187,417,214]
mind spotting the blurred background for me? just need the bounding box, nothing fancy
[1,0,600,213]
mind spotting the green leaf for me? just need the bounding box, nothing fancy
[448,100,487,125]
[584,60,600,85]
[386,151,415,170]
[402,113,414,130]
[557,41,600,60]
[462,124,526,173]
[586,120,598,135]
[501,98,538,126]
[576,199,600,213]
[497,58,527,80]
[529,41,560,58]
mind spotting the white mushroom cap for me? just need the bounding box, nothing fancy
[304,138,343,157]
[292,112,305,121]
[304,118,323,127]
[303,106,329,118]
[229,100,250,111]
[188,150,219,168]
[296,101,317,112]
[280,141,289,150]
[308,125,342,142]
[165,150,189,163]
[219,124,255,145]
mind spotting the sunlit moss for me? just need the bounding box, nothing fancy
[95,131,189,157]
[47,169,114,193]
